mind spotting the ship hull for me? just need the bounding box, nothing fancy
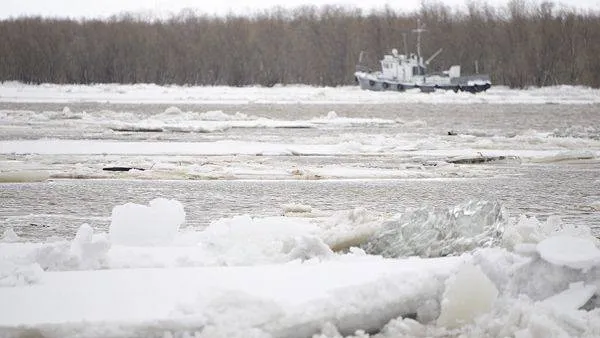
[355,72,491,93]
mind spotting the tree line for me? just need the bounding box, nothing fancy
[1,1,600,88]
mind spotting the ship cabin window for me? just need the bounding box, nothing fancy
[412,66,425,76]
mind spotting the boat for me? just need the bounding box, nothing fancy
[354,21,491,94]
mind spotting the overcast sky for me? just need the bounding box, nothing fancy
[2,0,599,20]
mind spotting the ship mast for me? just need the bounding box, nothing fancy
[412,18,426,62]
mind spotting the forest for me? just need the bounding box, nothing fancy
[1,1,600,88]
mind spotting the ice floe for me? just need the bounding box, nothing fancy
[1,198,600,336]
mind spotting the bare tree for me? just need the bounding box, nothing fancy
[0,3,599,87]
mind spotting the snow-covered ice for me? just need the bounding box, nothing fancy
[1,129,597,181]
[1,83,600,337]
[1,197,600,337]
[2,82,600,105]
[1,83,599,181]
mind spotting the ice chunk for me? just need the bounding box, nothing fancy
[0,261,44,287]
[7,225,111,271]
[312,322,343,338]
[437,263,498,329]
[70,224,110,270]
[379,317,427,337]
[282,235,333,261]
[198,215,330,265]
[319,207,381,252]
[109,198,186,246]
[163,106,183,115]
[32,241,78,271]
[99,214,334,268]
[199,110,235,121]
[540,282,597,310]
[513,243,539,256]
[502,214,544,245]
[363,200,506,258]
[503,214,597,249]
[1,228,20,242]
[281,203,312,215]
[536,235,600,270]
[72,223,94,246]
[533,150,595,163]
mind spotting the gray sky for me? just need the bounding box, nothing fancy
[2,0,599,19]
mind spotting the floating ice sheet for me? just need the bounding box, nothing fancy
[2,83,600,105]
